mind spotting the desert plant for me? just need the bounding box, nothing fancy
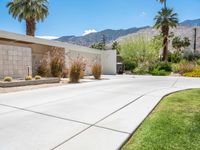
[69,60,83,83]
[61,68,69,78]
[50,48,65,77]
[150,61,172,72]
[172,64,181,73]
[92,64,102,79]
[51,57,64,77]
[37,51,51,77]
[168,52,182,63]
[25,76,32,80]
[195,59,200,66]
[35,75,42,80]
[123,60,137,71]
[4,76,12,82]
[172,60,196,75]
[151,69,170,76]
[80,70,85,79]
[183,68,200,77]
[37,64,50,77]
[133,64,149,75]
[149,61,172,76]
[183,50,200,61]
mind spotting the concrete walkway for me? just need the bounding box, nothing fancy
[0,75,200,150]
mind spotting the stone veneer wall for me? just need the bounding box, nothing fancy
[31,45,65,76]
[0,44,32,79]
[31,44,50,76]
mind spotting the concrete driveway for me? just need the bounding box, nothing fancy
[0,75,200,150]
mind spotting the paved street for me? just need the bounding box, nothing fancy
[0,75,200,150]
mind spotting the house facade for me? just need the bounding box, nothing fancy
[0,30,116,79]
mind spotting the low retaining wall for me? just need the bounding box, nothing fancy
[0,78,60,88]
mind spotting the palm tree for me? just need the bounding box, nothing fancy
[154,8,178,61]
[7,0,49,36]
[157,0,167,8]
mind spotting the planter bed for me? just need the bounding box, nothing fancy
[0,78,60,88]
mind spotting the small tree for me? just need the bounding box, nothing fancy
[119,35,162,66]
[90,42,105,50]
[90,35,106,50]
[112,41,121,54]
[172,36,190,52]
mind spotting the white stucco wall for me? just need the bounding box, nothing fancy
[64,49,116,75]
[65,49,101,75]
[101,50,117,75]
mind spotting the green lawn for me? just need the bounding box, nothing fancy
[122,89,200,150]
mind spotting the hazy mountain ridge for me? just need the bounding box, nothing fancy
[56,26,149,47]
[56,19,200,48]
[180,19,200,26]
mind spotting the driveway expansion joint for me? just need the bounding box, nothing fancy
[51,87,172,149]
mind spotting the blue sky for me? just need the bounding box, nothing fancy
[0,0,199,38]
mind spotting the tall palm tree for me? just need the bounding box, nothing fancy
[154,8,178,61]
[157,0,167,8]
[7,0,49,36]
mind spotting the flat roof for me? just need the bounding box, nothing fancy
[0,30,102,54]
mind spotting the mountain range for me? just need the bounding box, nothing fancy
[56,19,200,47]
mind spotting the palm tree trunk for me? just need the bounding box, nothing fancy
[163,36,168,61]
[162,26,169,61]
[164,0,167,9]
[26,18,36,36]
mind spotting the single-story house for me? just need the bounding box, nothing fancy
[0,30,116,79]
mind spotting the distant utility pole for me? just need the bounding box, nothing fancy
[193,28,197,53]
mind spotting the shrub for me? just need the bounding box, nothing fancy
[61,68,69,78]
[123,60,137,71]
[149,61,172,76]
[51,57,64,77]
[35,75,42,80]
[151,69,171,76]
[157,62,172,72]
[25,76,32,80]
[150,62,172,72]
[92,64,102,79]
[172,64,180,73]
[172,60,196,75]
[4,76,12,82]
[69,61,83,83]
[168,52,182,63]
[183,68,200,77]
[37,64,50,77]
[133,64,149,75]
[119,35,161,66]
[37,52,50,77]
[80,70,85,79]
[195,59,200,66]
[183,50,200,61]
